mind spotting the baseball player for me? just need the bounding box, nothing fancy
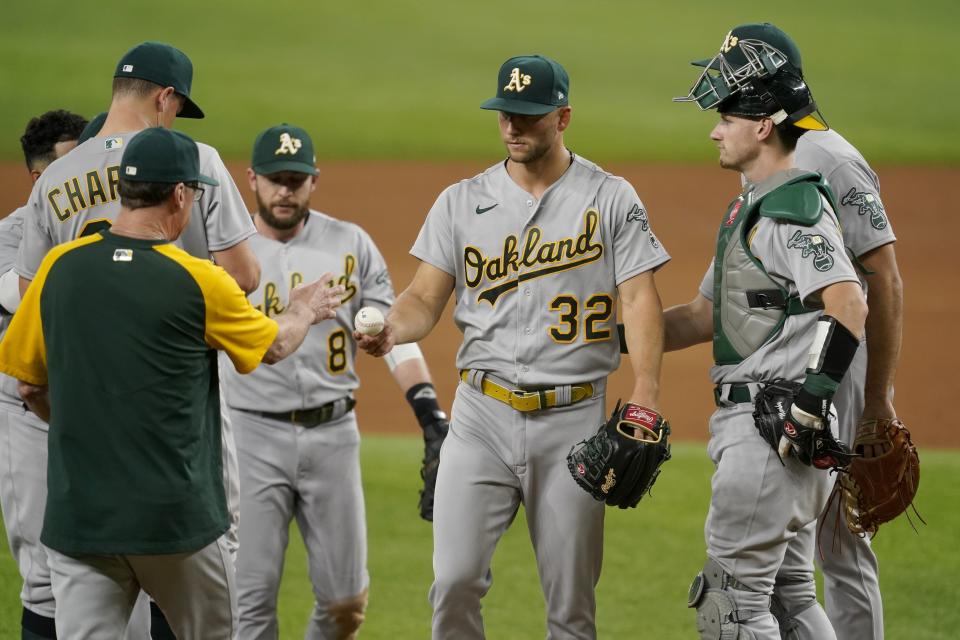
[219,123,449,639]
[357,55,670,639]
[671,28,868,638]
[13,41,261,637]
[0,127,345,640]
[766,25,898,640]
[0,109,87,640]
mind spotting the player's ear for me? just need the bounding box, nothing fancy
[246,168,258,192]
[756,117,775,143]
[556,106,572,132]
[309,174,318,193]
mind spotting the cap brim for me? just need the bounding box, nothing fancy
[198,172,219,186]
[480,97,558,115]
[178,96,205,119]
[252,160,320,176]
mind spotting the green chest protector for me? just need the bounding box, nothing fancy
[712,172,837,365]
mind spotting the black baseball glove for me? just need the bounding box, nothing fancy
[567,402,671,509]
[753,379,855,470]
[418,412,449,521]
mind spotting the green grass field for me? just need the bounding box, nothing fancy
[2,0,958,163]
[2,436,956,638]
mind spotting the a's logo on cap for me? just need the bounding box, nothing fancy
[122,64,134,72]
[721,31,739,53]
[504,67,532,93]
[275,132,303,156]
[125,166,138,176]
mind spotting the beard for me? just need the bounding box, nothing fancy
[256,193,309,230]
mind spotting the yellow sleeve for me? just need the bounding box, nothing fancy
[154,245,278,373]
[0,236,96,386]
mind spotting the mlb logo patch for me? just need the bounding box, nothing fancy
[125,166,137,176]
[105,137,123,151]
[122,64,134,72]
[113,249,133,262]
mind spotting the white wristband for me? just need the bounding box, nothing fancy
[384,342,423,372]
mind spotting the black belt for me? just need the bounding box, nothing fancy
[713,383,756,407]
[239,397,356,427]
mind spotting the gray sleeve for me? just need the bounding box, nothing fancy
[14,189,53,280]
[824,160,895,257]
[603,178,671,285]
[0,208,26,274]
[199,146,256,252]
[410,186,456,275]
[698,259,715,300]
[759,202,860,305]
[357,227,396,313]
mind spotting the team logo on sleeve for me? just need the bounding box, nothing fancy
[626,203,649,231]
[840,187,888,230]
[464,209,604,305]
[787,231,836,272]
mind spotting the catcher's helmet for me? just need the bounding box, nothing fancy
[674,23,827,131]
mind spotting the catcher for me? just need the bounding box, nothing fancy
[667,24,869,638]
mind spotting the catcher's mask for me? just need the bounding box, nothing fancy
[675,24,828,131]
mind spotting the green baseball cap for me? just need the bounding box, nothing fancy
[77,112,107,144]
[121,128,218,186]
[692,23,803,73]
[251,124,319,176]
[114,42,204,119]
[480,55,569,115]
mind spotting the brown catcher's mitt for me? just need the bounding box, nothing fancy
[839,418,921,535]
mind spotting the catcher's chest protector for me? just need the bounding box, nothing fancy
[712,172,827,365]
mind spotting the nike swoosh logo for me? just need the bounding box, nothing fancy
[475,204,499,215]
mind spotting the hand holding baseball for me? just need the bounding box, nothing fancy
[353,306,395,357]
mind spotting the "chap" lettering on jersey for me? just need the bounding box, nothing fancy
[47,166,121,222]
[465,209,604,305]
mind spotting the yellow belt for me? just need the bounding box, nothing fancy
[460,371,594,412]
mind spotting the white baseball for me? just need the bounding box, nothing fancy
[354,306,385,336]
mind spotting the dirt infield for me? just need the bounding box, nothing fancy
[1,162,956,447]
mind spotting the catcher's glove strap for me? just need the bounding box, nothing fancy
[460,369,594,412]
[714,382,764,407]
[238,396,356,427]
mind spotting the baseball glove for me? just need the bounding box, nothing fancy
[752,379,855,470]
[418,413,448,522]
[839,418,921,535]
[567,402,671,509]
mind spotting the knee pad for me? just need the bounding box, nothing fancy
[327,588,368,640]
[687,558,769,640]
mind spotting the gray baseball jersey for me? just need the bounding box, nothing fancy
[220,210,388,637]
[414,155,668,639]
[220,210,394,411]
[795,130,894,640]
[15,131,255,279]
[412,154,669,386]
[0,207,27,406]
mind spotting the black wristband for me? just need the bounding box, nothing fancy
[793,386,831,421]
[406,382,445,429]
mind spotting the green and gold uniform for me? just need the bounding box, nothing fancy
[0,229,276,555]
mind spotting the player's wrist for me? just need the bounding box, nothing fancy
[406,382,446,430]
